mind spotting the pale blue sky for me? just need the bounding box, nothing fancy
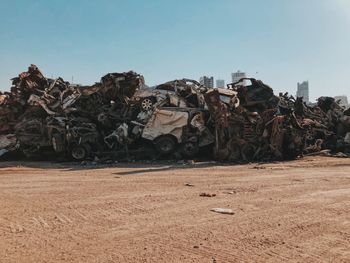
[0,0,349,101]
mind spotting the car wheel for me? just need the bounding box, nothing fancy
[241,144,256,162]
[70,144,91,161]
[140,97,155,111]
[181,142,199,158]
[154,136,177,155]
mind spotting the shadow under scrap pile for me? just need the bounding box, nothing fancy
[0,65,350,162]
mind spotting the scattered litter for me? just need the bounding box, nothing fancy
[224,191,236,195]
[210,208,235,215]
[200,193,216,197]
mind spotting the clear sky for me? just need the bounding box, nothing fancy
[0,0,349,101]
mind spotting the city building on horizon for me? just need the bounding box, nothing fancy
[216,79,225,88]
[199,76,214,88]
[334,95,349,109]
[297,81,309,103]
[231,70,246,86]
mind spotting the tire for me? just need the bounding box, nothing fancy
[181,142,199,158]
[241,144,256,162]
[154,136,177,155]
[70,144,91,161]
[140,97,156,111]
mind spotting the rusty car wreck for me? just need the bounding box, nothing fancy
[0,65,349,162]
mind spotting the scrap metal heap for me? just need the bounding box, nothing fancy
[1,65,349,162]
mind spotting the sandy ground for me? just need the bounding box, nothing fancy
[0,157,350,263]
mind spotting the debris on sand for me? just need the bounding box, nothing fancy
[199,193,216,197]
[224,191,236,195]
[210,208,235,215]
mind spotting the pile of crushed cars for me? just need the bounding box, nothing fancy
[1,64,350,162]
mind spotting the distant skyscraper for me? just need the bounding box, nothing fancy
[334,95,349,108]
[297,81,309,103]
[199,76,214,88]
[216,79,225,88]
[231,70,246,85]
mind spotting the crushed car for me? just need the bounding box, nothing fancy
[1,65,350,162]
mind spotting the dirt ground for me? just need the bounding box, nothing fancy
[0,157,350,263]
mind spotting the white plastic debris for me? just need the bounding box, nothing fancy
[210,208,234,215]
